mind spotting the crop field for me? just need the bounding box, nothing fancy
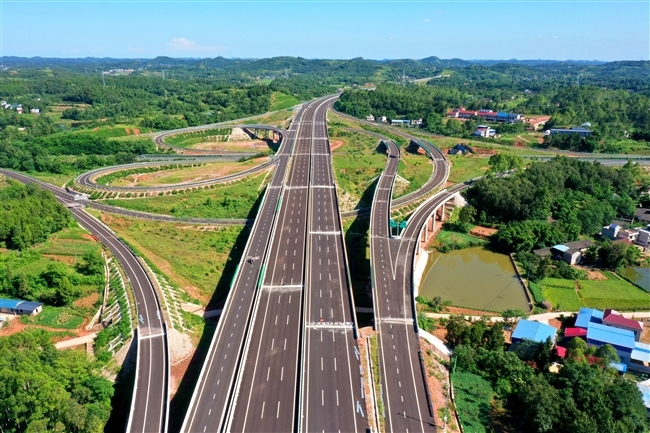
[102,172,269,219]
[94,214,247,304]
[96,159,267,187]
[452,372,494,433]
[270,92,299,111]
[21,306,86,330]
[540,274,650,311]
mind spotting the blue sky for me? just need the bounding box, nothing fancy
[1,0,648,61]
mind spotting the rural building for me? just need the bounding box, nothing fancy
[474,125,496,138]
[637,229,650,248]
[602,223,621,240]
[447,107,523,123]
[411,118,423,125]
[448,144,473,155]
[547,126,592,138]
[391,119,410,126]
[376,116,387,123]
[533,240,592,265]
[0,298,43,316]
[366,115,375,121]
[603,309,644,342]
[574,308,649,371]
[511,319,558,344]
[602,223,650,248]
[634,208,650,223]
[30,108,40,114]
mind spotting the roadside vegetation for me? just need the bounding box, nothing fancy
[438,316,649,432]
[91,213,247,305]
[101,171,269,219]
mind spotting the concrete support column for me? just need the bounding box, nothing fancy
[432,213,436,232]
[440,202,447,222]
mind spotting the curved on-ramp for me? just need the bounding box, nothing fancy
[0,169,170,433]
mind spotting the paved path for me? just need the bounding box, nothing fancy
[424,310,650,324]
[55,332,98,349]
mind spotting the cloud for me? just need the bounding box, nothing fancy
[423,18,431,22]
[166,37,225,53]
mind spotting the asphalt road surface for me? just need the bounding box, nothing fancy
[180,118,299,433]
[368,136,449,433]
[0,169,169,433]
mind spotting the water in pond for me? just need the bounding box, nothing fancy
[419,246,530,312]
[623,266,650,292]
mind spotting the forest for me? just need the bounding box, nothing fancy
[0,330,114,433]
[443,316,649,433]
[0,181,71,250]
[463,157,646,252]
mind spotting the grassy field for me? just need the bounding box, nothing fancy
[29,172,76,187]
[98,159,267,187]
[93,214,248,305]
[101,172,269,219]
[395,147,434,197]
[164,128,232,147]
[452,371,494,433]
[540,273,650,311]
[433,230,485,252]
[21,306,85,329]
[540,279,583,311]
[446,155,490,183]
[330,128,387,210]
[270,92,299,111]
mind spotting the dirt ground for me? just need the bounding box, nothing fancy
[0,314,94,341]
[575,266,608,280]
[191,139,267,151]
[168,328,195,398]
[42,254,76,265]
[469,226,497,238]
[73,292,100,309]
[444,306,500,317]
[420,338,460,432]
[330,139,344,151]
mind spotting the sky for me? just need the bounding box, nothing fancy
[1,0,649,61]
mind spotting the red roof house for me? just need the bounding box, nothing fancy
[564,327,588,338]
[602,309,643,341]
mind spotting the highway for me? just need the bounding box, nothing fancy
[180,104,306,433]
[299,100,365,432]
[0,169,169,433]
[368,133,448,432]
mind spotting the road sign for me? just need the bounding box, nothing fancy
[399,220,407,229]
[389,220,398,228]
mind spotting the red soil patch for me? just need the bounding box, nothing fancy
[0,316,94,340]
[445,306,499,317]
[42,254,77,265]
[133,128,140,136]
[444,181,455,188]
[125,128,131,135]
[73,292,100,309]
[170,352,192,399]
[513,141,527,148]
[469,225,497,238]
[81,233,98,242]
[330,140,344,151]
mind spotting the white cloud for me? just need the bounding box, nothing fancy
[423,18,431,22]
[166,37,225,53]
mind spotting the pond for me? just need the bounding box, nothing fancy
[419,246,530,312]
[623,266,650,292]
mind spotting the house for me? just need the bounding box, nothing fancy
[474,125,496,138]
[366,115,375,121]
[411,118,423,126]
[573,307,649,370]
[533,240,593,265]
[603,309,643,342]
[376,116,387,123]
[448,143,473,155]
[446,107,478,119]
[586,323,635,364]
[634,208,650,223]
[637,229,650,248]
[15,106,23,114]
[547,126,592,138]
[30,108,40,114]
[602,223,621,240]
[511,319,558,344]
[391,119,410,126]
[0,298,43,316]
[447,107,523,123]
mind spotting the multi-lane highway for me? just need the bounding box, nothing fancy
[0,169,169,433]
[180,114,299,433]
[368,134,448,432]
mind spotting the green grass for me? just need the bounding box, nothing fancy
[579,274,650,310]
[270,92,299,111]
[433,230,485,252]
[21,306,86,330]
[447,155,490,183]
[164,128,232,147]
[35,225,102,257]
[452,371,494,433]
[396,148,434,197]
[96,215,248,303]
[540,274,650,311]
[29,172,76,187]
[101,172,268,219]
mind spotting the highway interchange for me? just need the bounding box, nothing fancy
[10,94,637,433]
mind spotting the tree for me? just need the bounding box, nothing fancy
[77,250,104,276]
[458,205,477,225]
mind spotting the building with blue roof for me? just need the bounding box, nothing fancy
[511,319,558,345]
[0,298,43,316]
[575,307,604,329]
[586,323,635,364]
